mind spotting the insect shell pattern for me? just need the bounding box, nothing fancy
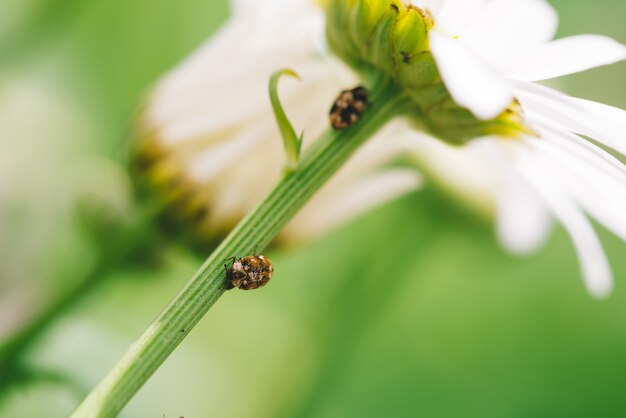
[226,255,274,290]
[329,86,369,130]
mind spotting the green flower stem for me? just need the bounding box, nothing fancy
[71,81,406,418]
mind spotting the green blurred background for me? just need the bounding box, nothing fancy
[1,0,626,417]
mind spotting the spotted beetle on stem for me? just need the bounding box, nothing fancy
[225,255,274,290]
[329,86,369,130]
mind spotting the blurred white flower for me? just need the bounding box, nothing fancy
[136,0,421,245]
[137,0,626,297]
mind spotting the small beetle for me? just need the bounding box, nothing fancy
[329,86,369,130]
[225,255,274,290]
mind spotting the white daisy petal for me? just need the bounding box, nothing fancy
[514,81,626,155]
[532,117,626,183]
[518,148,613,298]
[566,97,626,155]
[529,137,626,243]
[429,31,514,120]
[479,140,553,255]
[511,79,576,106]
[403,130,499,216]
[495,166,552,255]
[508,35,626,81]
[434,0,490,36]
[461,0,559,72]
[491,142,552,254]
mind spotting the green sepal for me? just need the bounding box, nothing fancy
[368,4,400,75]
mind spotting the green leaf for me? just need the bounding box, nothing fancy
[269,69,304,173]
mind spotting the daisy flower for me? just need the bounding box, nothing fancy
[135,0,626,297]
[414,0,626,297]
[327,0,626,297]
